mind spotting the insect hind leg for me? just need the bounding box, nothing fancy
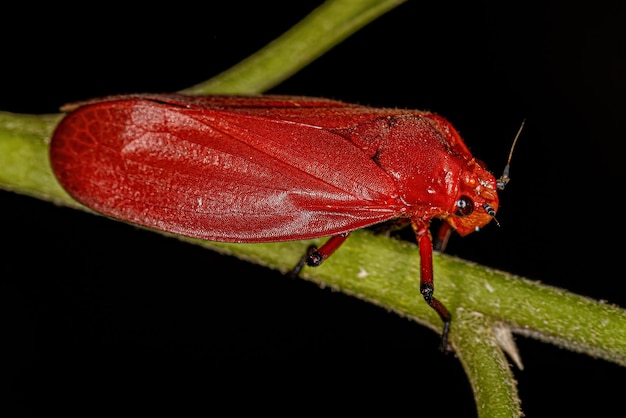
[290,232,351,277]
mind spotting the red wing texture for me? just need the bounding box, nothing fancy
[50,95,409,242]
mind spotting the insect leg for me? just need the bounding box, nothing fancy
[290,232,351,277]
[415,226,452,352]
[433,222,453,252]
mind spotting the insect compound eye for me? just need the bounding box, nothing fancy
[454,195,474,217]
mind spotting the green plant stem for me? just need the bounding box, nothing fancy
[0,112,68,203]
[453,309,522,417]
[180,0,407,95]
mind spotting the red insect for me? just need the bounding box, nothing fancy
[49,94,509,350]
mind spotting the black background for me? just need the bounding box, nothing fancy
[3,1,626,416]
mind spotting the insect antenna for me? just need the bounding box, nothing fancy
[496,119,525,190]
[483,203,500,227]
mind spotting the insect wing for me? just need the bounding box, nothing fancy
[50,96,404,242]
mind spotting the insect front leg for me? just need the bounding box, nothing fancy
[414,225,453,352]
[433,222,453,252]
[290,232,351,277]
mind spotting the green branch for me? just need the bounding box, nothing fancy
[1,1,625,417]
[180,0,407,95]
